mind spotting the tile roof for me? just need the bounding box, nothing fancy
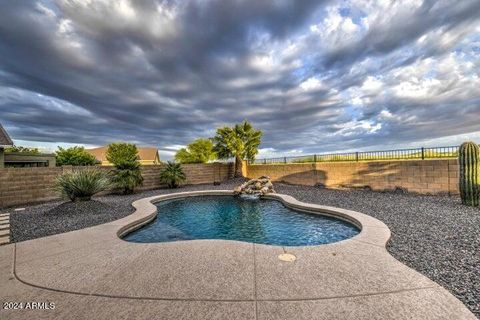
[0,124,13,146]
[86,146,160,162]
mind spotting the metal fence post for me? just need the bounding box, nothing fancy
[355,152,359,162]
[314,154,317,162]
[264,158,267,164]
[284,157,287,164]
[421,147,425,160]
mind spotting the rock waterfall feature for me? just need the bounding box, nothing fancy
[234,176,275,196]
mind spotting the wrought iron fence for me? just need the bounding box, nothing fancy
[249,145,460,165]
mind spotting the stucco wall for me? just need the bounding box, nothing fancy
[245,159,459,195]
[0,163,233,208]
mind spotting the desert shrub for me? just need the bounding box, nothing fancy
[55,146,97,166]
[106,143,143,194]
[56,168,110,202]
[159,162,186,188]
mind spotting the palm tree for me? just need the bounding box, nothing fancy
[213,120,262,177]
[159,162,186,188]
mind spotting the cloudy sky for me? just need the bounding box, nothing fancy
[0,0,479,160]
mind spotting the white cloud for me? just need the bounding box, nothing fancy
[248,53,276,72]
[332,120,382,137]
[309,5,364,50]
[361,76,383,93]
[300,77,324,91]
[389,52,480,103]
[379,110,393,119]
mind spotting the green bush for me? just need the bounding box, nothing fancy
[106,143,143,194]
[55,146,97,166]
[159,162,186,188]
[5,146,40,155]
[56,169,110,202]
[175,138,217,164]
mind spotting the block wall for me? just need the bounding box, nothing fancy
[246,159,459,195]
[0,163,233,208]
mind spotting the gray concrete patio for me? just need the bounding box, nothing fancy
[0,191,476,320]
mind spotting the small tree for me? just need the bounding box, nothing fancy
[106,143,143,194]
[55,146,97,166]
[159,162,186,188]
[175,138,217,164]
[213,120,262,177]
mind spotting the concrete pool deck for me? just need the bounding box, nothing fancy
[0,191,476,320]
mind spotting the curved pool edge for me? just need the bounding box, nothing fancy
[116,190,234,239]
[117,190,391,248]
[9,190,477,319]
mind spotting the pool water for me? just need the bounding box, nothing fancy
[123,196,359,246]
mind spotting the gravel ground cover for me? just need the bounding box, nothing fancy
[275,184,480,319]
[8,180,480,318]
[9,179,246,243]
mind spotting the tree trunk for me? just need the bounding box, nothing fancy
[234,155,243,178]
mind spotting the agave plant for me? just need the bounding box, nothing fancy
[56,168,110,202]
[159,162,186,188]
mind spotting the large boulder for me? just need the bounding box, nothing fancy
[234,177,275,196]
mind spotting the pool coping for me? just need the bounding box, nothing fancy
[3,190,477,319]
[117,190,391,248]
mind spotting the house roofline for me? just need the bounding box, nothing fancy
[0,124,13,146]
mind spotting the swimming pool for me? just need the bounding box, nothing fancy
[123,195,359,246]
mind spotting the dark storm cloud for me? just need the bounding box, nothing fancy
[0,0,479,158]
[320,0,480,69]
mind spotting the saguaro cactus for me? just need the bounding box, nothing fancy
[459,141,480,206]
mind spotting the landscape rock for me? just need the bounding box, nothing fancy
[234,177,276,196]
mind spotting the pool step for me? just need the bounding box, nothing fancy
[0,212,10,246]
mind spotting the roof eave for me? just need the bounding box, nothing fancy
[0,124,14,146]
